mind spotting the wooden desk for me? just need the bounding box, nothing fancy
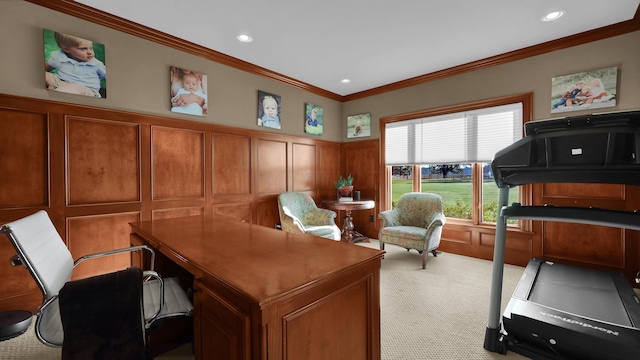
[130,215,383,360]
[321,200,375,243]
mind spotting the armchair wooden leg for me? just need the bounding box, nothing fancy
[422,251,427,269]
[431,250,438,257]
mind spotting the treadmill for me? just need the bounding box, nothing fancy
[483,110,640,360]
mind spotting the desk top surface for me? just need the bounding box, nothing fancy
[130,214,383,305]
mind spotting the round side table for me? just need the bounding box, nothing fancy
[321,199,375,243]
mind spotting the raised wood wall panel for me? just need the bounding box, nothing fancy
[0,109,48,208]
[152,206,205,220]
[542,183,624,201]
[67,212,141,280]
[317,145,341,191]
[257,199,280,229]
[257,139,287,195]
[0,94,345,311]
[212,133,251,197]
[542,222,624,268]
[442,228,473,245]
[212,202,252,223]
[0,239,40,298]
[292,143,316,192]
[66,117,140,205]
[152,126,205,200]
[341,140,380,238]
[533,181,637,278]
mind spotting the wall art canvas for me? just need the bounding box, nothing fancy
[257,90,281,129]
[347,113,371,138]
[304,103,323,136]
[170,66,208,116]
[551,66,617,114]
[44,29,107,98]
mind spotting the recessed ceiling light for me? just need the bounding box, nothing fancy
[541,10,565,22]
[237,34,253,42]
[340,79,351,84]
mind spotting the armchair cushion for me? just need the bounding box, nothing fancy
[278,192,341,240]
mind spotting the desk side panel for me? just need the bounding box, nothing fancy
[194,280,251,360]
[269,257,382,360]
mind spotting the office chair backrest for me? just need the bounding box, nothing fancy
[1,210,74,300]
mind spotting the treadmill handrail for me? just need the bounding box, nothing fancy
[501,205,640,231]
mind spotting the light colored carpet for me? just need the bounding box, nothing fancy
[360,240,526,359]
[0,240,526,359]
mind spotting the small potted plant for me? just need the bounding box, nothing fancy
[335,174,354,199]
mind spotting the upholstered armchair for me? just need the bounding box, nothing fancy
[278,192,341,240]
[378,192,446,269]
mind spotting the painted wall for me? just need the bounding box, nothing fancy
[1,2,639,144]
[342,31,640,141]
[0,1,344,141]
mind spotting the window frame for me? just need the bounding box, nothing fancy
[380,93,533,229]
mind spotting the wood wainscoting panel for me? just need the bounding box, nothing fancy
[542,222,624,268]
[317,144,341,196]
[152,126,205,200]
[344,145,378,191]
[0,238,42,312]
[342,140,380,237]
[292,143,316,192]
[480,229,533,254]
[152,206,205,220]
[257,139,287,195]
[442,227,473,245]
[67,212,141,279]
[212,202,252,223]
[66,117,140,205]
[0,108,48,208]
[257,198,280,229]
[212,133,251,197]
[542,183,624,201]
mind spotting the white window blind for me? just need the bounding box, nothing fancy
[385,103,523,165]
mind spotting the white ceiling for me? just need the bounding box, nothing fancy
[75,0,639,96]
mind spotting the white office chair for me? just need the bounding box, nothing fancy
[0,210,193,348]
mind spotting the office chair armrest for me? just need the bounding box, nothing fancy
[73,245,156,271]
[142,270,164,326]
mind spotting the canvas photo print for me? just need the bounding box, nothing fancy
[170,66,208,116]
[44,29,107,98]
[257,90,281,129]
[304,103,323,136]
[347,113,371,138]
[551,66,617,114]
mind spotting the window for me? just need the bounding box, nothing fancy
[383,95,531,226]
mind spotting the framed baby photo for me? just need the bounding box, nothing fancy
[347,113,371,138]
[550,66,617,114]
[257,91,281,129]
[304,103,323,136]
[44,29,107,98]
[170,66,208,116]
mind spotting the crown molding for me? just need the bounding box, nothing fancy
[26,1,640,103]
